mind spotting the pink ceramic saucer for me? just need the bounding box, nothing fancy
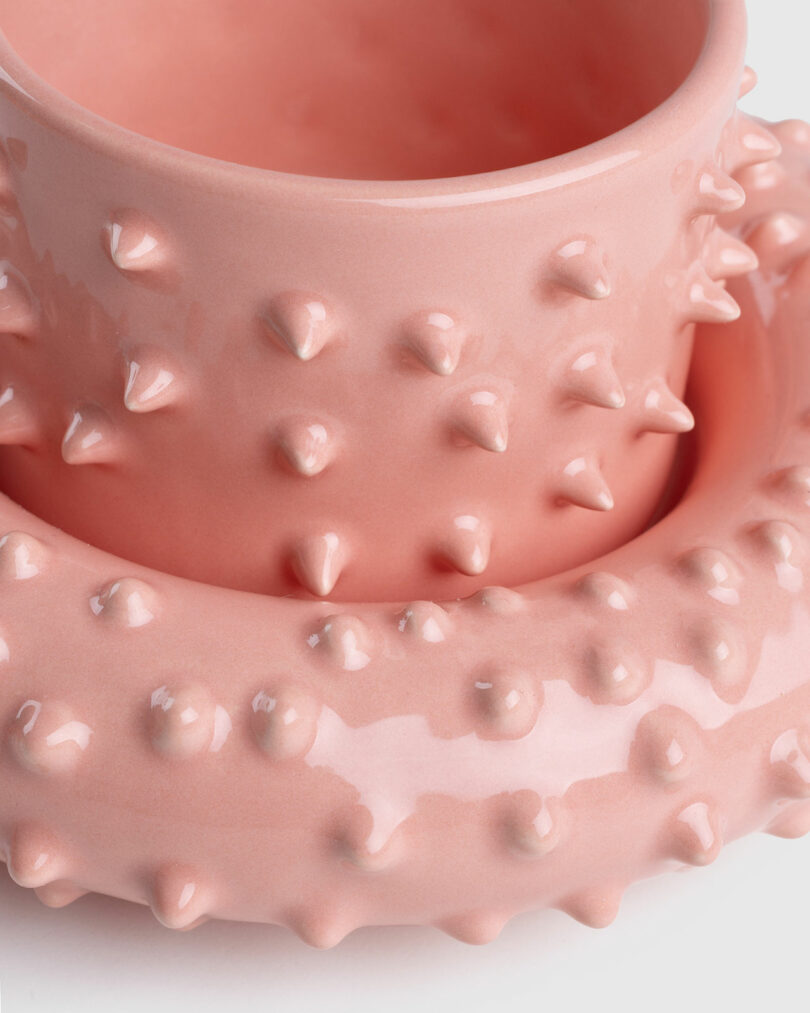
[0,125,809,944]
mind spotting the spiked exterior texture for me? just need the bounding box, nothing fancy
[0,36,772,603]
[0,123,808,945]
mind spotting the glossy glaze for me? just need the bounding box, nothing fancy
[0,0,769,601]
[1,118,810,942]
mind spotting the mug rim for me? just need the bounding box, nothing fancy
[0,0,746,206]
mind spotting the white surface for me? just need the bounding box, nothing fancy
[1,2,809,1010]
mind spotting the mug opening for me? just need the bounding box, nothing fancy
[0,0,712,182]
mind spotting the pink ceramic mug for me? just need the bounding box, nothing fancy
[0,0,772,601]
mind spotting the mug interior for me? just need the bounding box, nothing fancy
[0,0,709,180]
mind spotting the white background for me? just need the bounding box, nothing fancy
[1,2,808,1010]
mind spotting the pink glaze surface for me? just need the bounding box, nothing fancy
[0,0,770,601]
[1,0,808,948]
[2,116,810,941]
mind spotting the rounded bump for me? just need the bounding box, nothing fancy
[633,706,703,785]
[250,686,320,760]
[0,531,46,580]
[575,571,634,611]
[770,465,810,507]
[103,211,169,274]
[586,644,649,705]
[396,601,452,643]
[473,665,541,740]
[149,684,218,758]
[470,586,525,614]
[677,547,742,605]
[90,577,157,628]
[689,616,748,701]
[8,699,92,775]
[309,614,372,671]
[505,790,565,858]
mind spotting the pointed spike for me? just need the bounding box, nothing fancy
[640,381,695,435]
[693,165,746,216]
[450,387,509,453]
[549,237,612,300]
[61,405,119,466]
[702,228,759,280]
[0,261,37,337]
[562,348,625,409]
[103,212,168,273]
[440,514,491,576]
[292,531,348,596]
[277,417,337,477]
[262,291,336,361]
[403,310,467,376]
[739,65,757,98]
[732,116,782,170]
[124,348,182,413]
[0,384,38,446]
[557,457,614,511]
[682,264,741,324]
